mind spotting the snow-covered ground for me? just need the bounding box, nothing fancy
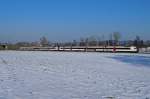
[0,51,150,99]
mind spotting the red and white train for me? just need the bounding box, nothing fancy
[20,46,138,53]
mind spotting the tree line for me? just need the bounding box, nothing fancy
[0,32,150,50]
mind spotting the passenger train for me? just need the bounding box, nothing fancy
[20,46,138,53]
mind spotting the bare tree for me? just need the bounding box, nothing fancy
[79,38,85,46]
[113,32,121,46]
[108,33,113,46]
[96,36,101,46]
[88,36,97,46]
[40,36,49,47]
[134,35,143,49]
[72,40,77,46]
[109,33,113,41]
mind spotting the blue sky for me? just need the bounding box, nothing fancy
[0,0,150,42]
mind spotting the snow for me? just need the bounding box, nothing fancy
[0,51,150,99]
[110,55,150,67]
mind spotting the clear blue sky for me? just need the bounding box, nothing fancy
[0,0,150,42]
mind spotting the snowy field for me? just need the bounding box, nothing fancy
[0,51,150,99]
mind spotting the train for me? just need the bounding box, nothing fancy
[20,46,138,53]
